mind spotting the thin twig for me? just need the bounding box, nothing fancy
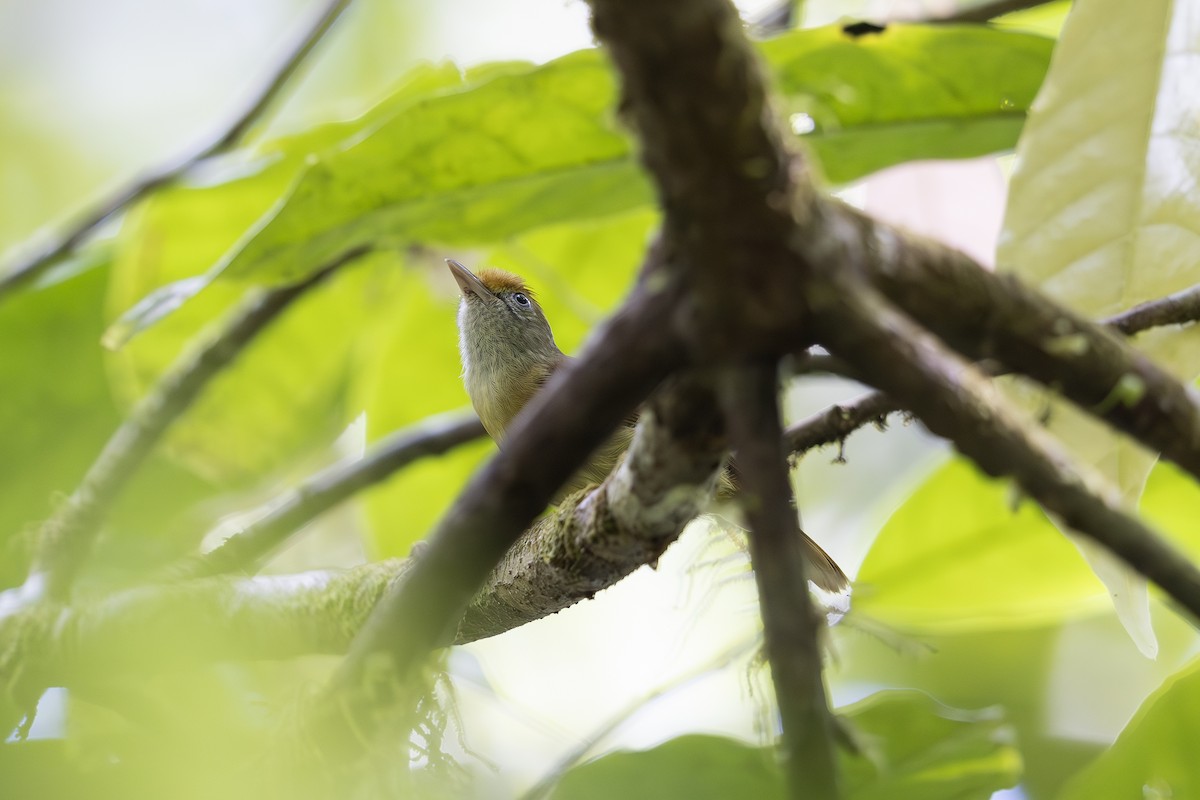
[784,392,902,458]
[1107,283,1200,337]
[750,0,1061,37]
[0,0,353,302]
[721,365,839,800]
[929,0,1063,24]
[29,245,370,601]
[172,413,485,580]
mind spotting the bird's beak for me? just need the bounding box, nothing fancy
[446,259,491,299]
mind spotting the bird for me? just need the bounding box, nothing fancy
[446,258,848,592]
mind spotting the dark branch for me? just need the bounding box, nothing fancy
[722,365,838,799]
[782,284,1200,460]
[817,284,1200,624]
[27,246,369,601]
[854,214,1200,482]
[459,370,726,641]
[589,0,814,358]
[0,0,352,302]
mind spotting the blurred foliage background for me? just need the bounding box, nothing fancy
[3,0,1200,798]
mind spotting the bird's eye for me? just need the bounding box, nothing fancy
[512,292,531,307]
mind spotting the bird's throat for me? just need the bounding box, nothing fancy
[460,332,558,442]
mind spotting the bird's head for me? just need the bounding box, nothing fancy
[446,259,561,375]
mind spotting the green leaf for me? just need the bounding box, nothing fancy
[109,23,1053,338]
[98,59,477,481]
[856,453,1200,632]
[100,22,1055,485]
[992,0,1071,37]
[221,24,1050,284]
[550,735,785,800]
[1056,659,1200,800]
[216,49,638,287]
[855,457,1107,630]
[1140,459,1200,562]
[996,0,1200,655]
[548,692,1019,800]
[108,190,398,481]
[766,23,1054,184]
[0,264,117,584]
[257,60,470,165]
[841,690,1022,800]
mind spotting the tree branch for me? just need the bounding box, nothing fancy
[1108,283,1200,337]
[784,392,903,459]
[852,216,1200,482]
[782,284,1200,460]
[815,283,1200,623]
[24,246,369,602]
[3,561,405,690]
[171,413,485,580]
[459,370,726,641]
[0,366,731,700]
[0,0,353,302]
[722,365,838,799]
[589,0,815,359]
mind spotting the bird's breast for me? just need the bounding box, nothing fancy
[465,360,554,442]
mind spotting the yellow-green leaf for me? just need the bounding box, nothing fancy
[996,0,1200,656]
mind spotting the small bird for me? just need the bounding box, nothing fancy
[447,258,848,592]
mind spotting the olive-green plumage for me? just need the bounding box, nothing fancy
[447,258,847,592]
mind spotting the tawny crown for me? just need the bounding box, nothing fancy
[476,268,535,297]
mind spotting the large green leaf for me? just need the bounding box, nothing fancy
[219,24,1051,284]
[100,22,1054,486]
[108,191,395,483]
[98,63,479,482]
[855,457,1104,630]
[219,48,641,285]
[767,23,1054,184]
[0,261,220,583]
[857,454,1200,631]
[109,23,1053,339]
[1056,658,1200,800]
[841,690,1021,800]
[996,0,1200,655]
[549,691,1019,800]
